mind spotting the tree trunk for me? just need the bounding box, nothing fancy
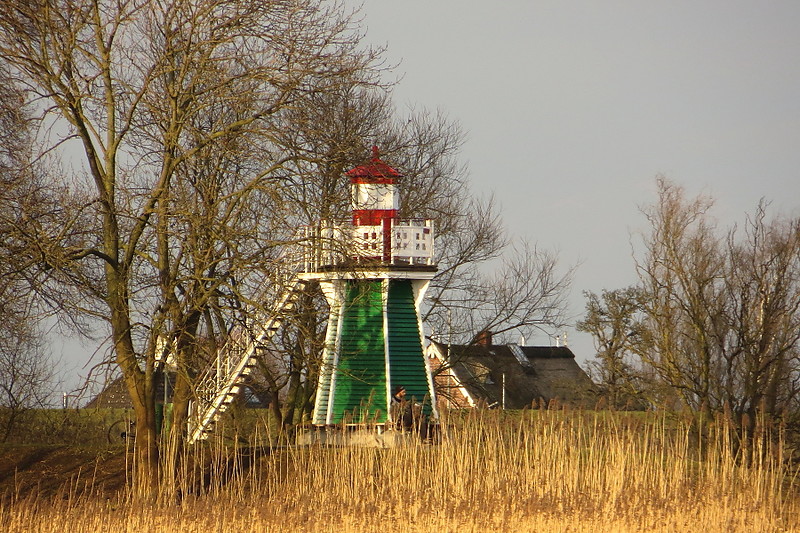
[122,369,159,498]
[113,303,160,498]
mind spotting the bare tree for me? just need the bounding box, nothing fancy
[247,83,573,426]
[427,243,573,345]
[601,177,800,419]
[0,321,56,442]
[0,63,58,441]
[0,0,384,494]
[633,178,727,411]
[271,77,511,318]
[577,288,649,408]
[721,203,800,419]
[0,1,575,490]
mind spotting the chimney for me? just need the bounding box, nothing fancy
[475,330,493,347]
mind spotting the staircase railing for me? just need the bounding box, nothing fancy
[187,275,306,443]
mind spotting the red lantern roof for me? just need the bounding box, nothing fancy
[346,146,402,183]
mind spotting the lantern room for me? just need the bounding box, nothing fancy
[348,145,400,226]
[295,147,435,272]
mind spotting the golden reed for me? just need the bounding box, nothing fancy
[1,409,797,532]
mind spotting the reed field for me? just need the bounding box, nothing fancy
[1,409,798,532]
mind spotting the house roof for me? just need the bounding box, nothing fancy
[85,370,274,409]
[85,375,134,409]
[429,341,596,409]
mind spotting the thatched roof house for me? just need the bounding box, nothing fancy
[85,372,272,409]
[84,376,134,409]
[85,329,308,410]
[427,333,596,409]
[85,373,176,409]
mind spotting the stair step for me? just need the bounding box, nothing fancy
[188,276,304,444]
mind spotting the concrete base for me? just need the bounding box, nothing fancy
[296,425,424,448]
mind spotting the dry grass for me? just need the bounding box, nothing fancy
[1,409,798,532]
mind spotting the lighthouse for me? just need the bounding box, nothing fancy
[301,147,437,428]
[186,146,437,443]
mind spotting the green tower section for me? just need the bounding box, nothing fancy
[330,280,387,422]
[386,280,432,413]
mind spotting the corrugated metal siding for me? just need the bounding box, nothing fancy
[387,280,432,413]
[330,280,387,422]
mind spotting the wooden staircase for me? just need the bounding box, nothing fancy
[187,277,307,443]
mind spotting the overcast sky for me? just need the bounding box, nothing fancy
[349,0,800,361]
[55,1,800,394]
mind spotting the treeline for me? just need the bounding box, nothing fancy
[580,178,800,432]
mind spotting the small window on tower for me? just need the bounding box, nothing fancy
[372,232,377,239]
[363,232,369,239]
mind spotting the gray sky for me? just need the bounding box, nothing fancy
[351,0,800,362]
[54,1,800,394]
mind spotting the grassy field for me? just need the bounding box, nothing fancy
[0,409,797,532]
[0,407,135,447]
